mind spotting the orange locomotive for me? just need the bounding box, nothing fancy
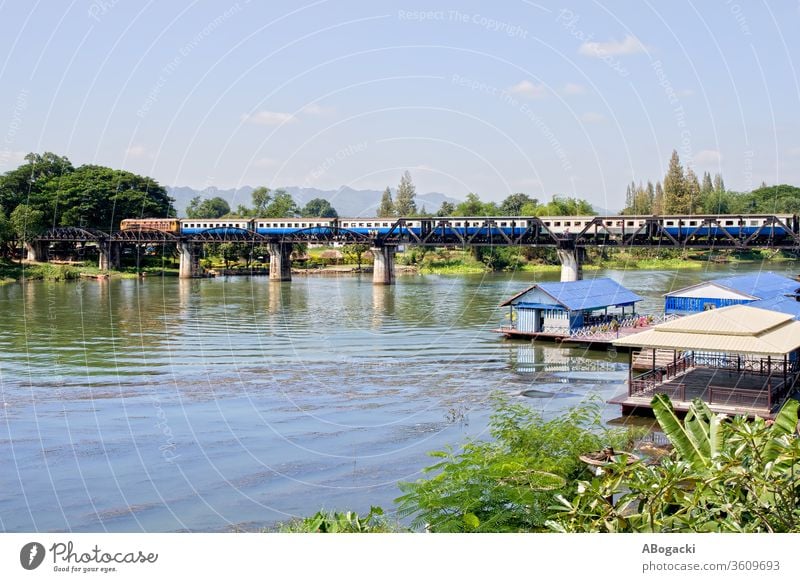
[120,218,181,234]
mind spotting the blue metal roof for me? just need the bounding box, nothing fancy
[711,272,799,299]
[665,272,800,300]
[505,277,642,311]
[749,295,800,319]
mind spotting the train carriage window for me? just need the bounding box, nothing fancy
[605,221,613,226]
[500,222,507,227]
[203,223,208,228]
[750,220,759,226]
[626,221,634,226]
[544,221,551,226]
[554,221,561,227]
[666,221,674,226]
[301,223,307,227]
[455,222,462,227]
[725,220,734,226]
[689,220,697,226]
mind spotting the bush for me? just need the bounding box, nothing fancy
[395,396,638,532]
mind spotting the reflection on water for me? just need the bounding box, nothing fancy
[0,264,781,531]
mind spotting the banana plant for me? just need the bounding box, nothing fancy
[651,394,724,471]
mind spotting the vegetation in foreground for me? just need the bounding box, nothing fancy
[285,395,800,533]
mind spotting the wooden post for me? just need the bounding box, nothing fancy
[628,350,633,395]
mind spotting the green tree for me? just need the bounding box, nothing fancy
[0,208,12,259]
[394,171,417,216]
[186,196,231,219]
[685,167,701,214]
[653,181,664,214]
[301,198,338,218]
[0,152,74,214]
[42,165,173,229]
[436,201,455,216]
[396,397,635,532]
[455,192,485,216]
[500,193,535,216]
[377,186,395,217]
[250,186,272,216]
[341,243,370,270]
[713,173,725,193]
[263,189,297,217]
[701,171,713,195]
[663,150,689,214]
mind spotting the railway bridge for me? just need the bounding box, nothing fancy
[29,214,800,284]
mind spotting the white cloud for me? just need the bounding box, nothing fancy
[579,35,646,57]
[241,110,296,125]
[563,83,586,95]
[125,145,151,158]
[507,80,547,98]
[694,149,722,165]
[580,112,606,123]
[301,103,334,116]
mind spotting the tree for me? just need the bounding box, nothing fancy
[42,165,174,229]
[394,171,417,216]
[455,193,485,216]
[9,204,45,261]
[701,172,713,195]
[342,243,370,270]
[685,167,701,214]
[263,189,298,217]
[0,209,12,259]
[186,196,230,219]
[0,152,74,214]
[653,181,664,214]
[302,198,338,218]
[436,201,455,216]
[377,187,395,217]
[713,173,725,193]
[663,150,689,214]
[251,186,271,216]
[500,193,535,216]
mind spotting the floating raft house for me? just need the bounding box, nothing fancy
[497,277,642,338]
[664,272,799,315]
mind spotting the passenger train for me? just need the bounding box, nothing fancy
[120,214,798,238]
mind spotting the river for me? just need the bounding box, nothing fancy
[0,263,791,531]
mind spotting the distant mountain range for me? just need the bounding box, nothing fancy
[166,185,461,218]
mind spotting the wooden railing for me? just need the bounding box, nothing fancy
[630,354,694,397]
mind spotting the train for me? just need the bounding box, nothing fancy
[120,214,799,239]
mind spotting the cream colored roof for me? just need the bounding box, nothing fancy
[613,305,800,355]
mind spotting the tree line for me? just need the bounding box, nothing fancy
[622,149,800,216]
[0,152,174,258]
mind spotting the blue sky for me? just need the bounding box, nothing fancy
[1,0,799,210]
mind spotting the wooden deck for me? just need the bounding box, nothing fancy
[493,324,652,349]
[611,366,794,419]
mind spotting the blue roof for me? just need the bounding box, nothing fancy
[712,272,799,299]
[666,272,800,300]
[749,295,800,319]
[502,277,642,311]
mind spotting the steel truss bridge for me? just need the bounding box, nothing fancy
[33,214,800,250]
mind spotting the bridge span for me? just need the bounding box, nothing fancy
[28,214,800,283]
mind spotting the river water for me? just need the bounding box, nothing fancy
[0,263,790,532]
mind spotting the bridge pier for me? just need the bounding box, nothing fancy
[556,247,585,282]
[179,241,202,278]
[98,241,120,271]
[24,241,47,262]
[268,243,292,282]
[371,245,396,285]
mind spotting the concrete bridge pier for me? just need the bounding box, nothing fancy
[179,241,202,278]
[98,241,120,271]
[23,241,48,262]
[556,247,585,282]
[371,245,396,285]
[268,243,292,282]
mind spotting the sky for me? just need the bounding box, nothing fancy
[1,0,799,211]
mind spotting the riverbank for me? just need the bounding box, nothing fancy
[0,260,178,284]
